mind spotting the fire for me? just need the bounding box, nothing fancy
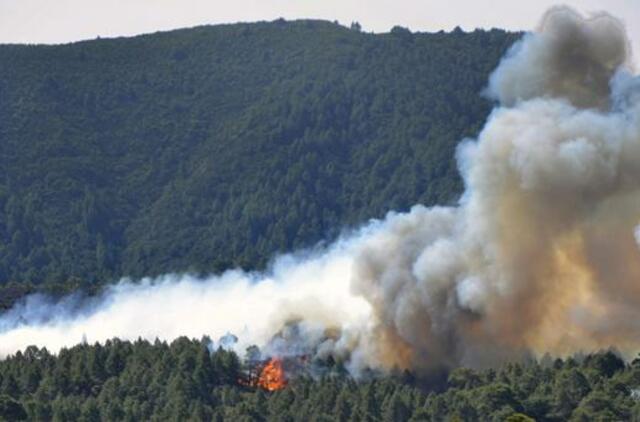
[255,357,287,391]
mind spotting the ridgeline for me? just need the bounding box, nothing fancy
[0,20,517,289]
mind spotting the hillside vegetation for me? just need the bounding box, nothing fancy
[0,338,636,421]
[0,20,517,287]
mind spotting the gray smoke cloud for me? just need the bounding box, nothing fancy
[487,6,632,109]
[353,6,640,371]
[0,6,639,374]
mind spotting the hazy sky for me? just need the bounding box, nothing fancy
[0,0,638,65]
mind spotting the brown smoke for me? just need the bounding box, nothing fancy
[349,6,640,371]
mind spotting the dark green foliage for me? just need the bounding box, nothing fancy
[0,339,635,421]
[0,394,27,420]
[0,20,518,290]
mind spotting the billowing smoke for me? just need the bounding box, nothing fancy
[487,6,632,109]
[1,6,640,374]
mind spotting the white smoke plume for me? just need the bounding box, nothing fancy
[1,6,640,373]
[0,236,374,364]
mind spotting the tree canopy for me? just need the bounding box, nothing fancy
[0,338,636,421]
[0,20,518,288]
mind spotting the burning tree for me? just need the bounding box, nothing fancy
[255,358,287,391]
[239,345,288,391]
[240,356,288,391]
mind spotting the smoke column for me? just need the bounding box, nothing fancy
[1,6,639,373]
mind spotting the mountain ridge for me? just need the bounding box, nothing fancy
[0,19,519,286]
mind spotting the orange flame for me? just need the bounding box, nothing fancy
[256,357,287,391]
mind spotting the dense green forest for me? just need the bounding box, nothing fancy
[3,19,640,422]
[0,338,636,421]
[0,20,518,288]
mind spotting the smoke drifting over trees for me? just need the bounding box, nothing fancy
[351,6,640,371]
[0,6,639,377]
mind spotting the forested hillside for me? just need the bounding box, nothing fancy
[0,338,636,421]
[0,20,518,286]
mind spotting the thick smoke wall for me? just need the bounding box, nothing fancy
[0,6,639,374]
[354,6,640,371]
